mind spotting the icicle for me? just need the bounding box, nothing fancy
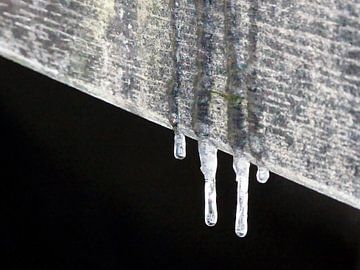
[198,140,218,227]
[256,166,269,184]
[233,153,250,237]
[174,130,186,160]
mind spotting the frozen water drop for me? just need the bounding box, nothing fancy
[233,153,250,238]
[198,140,218,227]
[256,166,269,184]
[174,131,186,160]
[204,180,217,226]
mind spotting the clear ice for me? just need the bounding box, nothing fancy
[174,131,186,160]
[198,140,218,227]
[256,166,270,184]
[233,153,250,237]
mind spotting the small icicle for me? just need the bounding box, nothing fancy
[174,130,186,160]
[198,140,218,227]
[233,153,250,237]
[256,166,270,184]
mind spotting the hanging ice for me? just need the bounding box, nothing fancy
[174,131,186,160]
[256,166,270,183]
[198,140,218,227]
[233,153,250,237]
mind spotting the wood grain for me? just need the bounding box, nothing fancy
[0,0,359,208]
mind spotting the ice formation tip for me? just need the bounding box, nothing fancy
[198,140,218,227]
[256,166,270,184]
[204,179,218,226]
[233,153,250,238]
[235,228,247,238]
[194,139,271,236]
[174,131,186,160]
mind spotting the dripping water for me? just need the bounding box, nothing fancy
[169,0,187,160]
[192,1,218,227]
[167,0,270,237]
[233,153,250,237]
[198,140,218,227]
[256,166,269,183]
[174,130,186,160]
[224,0,250,237]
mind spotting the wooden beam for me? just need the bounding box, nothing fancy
[0,0,359,208]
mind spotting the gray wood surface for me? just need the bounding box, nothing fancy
[0,0,359,208]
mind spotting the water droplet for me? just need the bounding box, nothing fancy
[174,131,186,160]
[233,153,250,237]
[256,166,269,183]
[198,140,218,227]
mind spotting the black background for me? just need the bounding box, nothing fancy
[1,56,360,269]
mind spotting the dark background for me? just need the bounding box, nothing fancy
[0,56,360,269]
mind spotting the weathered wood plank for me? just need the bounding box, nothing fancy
[0,0,359,208]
